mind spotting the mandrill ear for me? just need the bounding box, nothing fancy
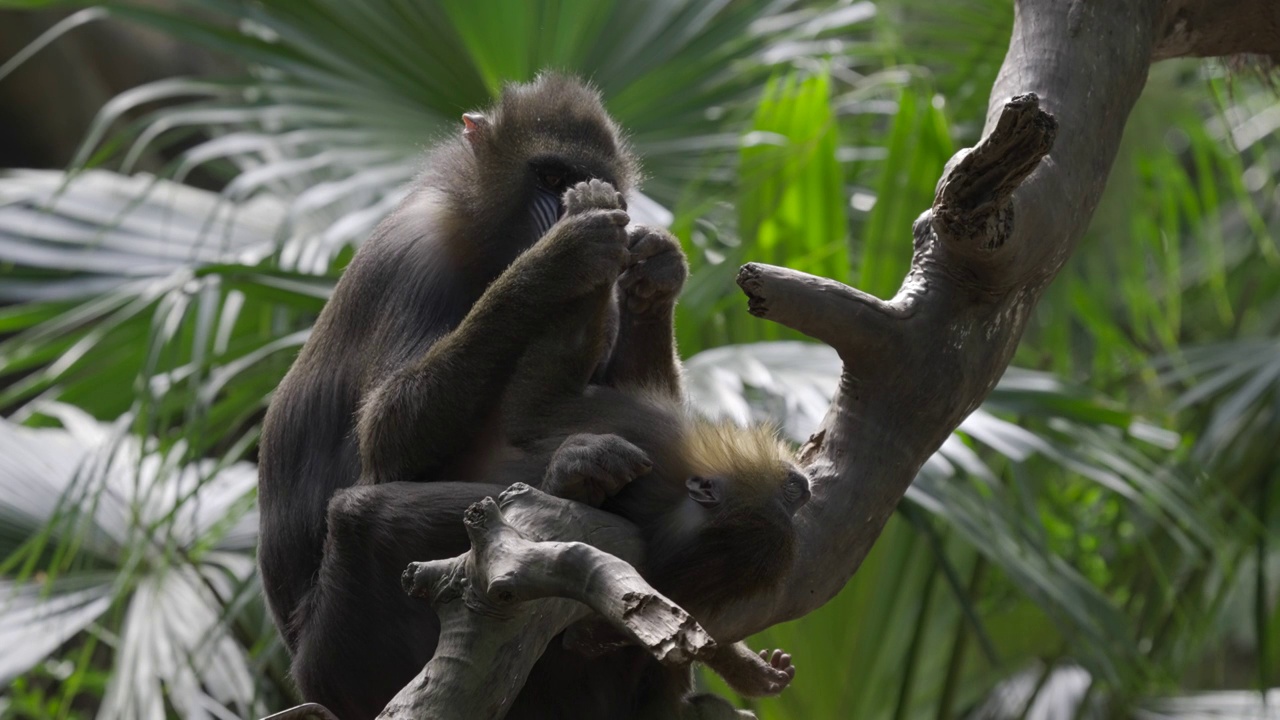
[686,476,722,509]
[461,112,489,147]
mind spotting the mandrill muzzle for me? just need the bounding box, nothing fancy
[531,186,565,238]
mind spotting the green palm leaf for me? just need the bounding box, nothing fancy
[0,403,266,716]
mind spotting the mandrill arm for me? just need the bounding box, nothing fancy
[602,225,689,399]
[355,192,629,485]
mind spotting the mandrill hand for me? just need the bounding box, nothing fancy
[618,225,688,319]
[530,179,630,297]
[564,177,628,216]
[542,433,652,507]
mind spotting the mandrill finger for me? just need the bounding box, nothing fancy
[627,227,681,259]
[595,461,640,492]
[634,260,687,298]
[574,474,609,507]
[597,436,652,476]
[564,180,623,215]
[617,267,643,289]
[573,468,622,505]
[630,280,659,299]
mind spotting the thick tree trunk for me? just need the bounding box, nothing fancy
[373,0,1280,717]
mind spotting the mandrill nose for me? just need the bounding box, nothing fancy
[530,187,564,238]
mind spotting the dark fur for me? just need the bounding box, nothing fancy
[258,74,647,719]
[498,385,802,621]
[259,73,798,720]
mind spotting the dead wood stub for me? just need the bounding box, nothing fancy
[932,93,1058,256]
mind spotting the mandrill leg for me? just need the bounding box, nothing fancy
[603,224,688,398]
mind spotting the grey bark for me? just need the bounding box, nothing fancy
[377,485,757,720]
[378,0,1280,716]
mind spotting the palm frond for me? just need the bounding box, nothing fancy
[0,169,279,303]
[0,170,326,433]
[0,403,267,717]
[66,0,878,273]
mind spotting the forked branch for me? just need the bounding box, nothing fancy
[378,485,779,720]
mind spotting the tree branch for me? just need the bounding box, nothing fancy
[377,485,778,719]
[931,93,1057,265]
[736,262,907,366]
[707,0,1279,642]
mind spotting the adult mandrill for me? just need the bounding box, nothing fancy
[259,74,688,718]
[260,73,805,719]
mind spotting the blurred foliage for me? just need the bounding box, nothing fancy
[0,0,1279,719]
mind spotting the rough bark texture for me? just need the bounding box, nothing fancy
[371,0,1280,716]
[376,485,757,720]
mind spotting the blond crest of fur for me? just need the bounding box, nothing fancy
[681,418,795,499]
[624,383,796,497]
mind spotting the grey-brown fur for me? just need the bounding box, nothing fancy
[259,71,801,720]
[498,368,809,625]
[257,74,646,719]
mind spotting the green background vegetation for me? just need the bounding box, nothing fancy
[0,1,1277,718]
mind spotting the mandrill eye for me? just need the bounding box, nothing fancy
[782,471,810,512]
[541,174,563,190]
